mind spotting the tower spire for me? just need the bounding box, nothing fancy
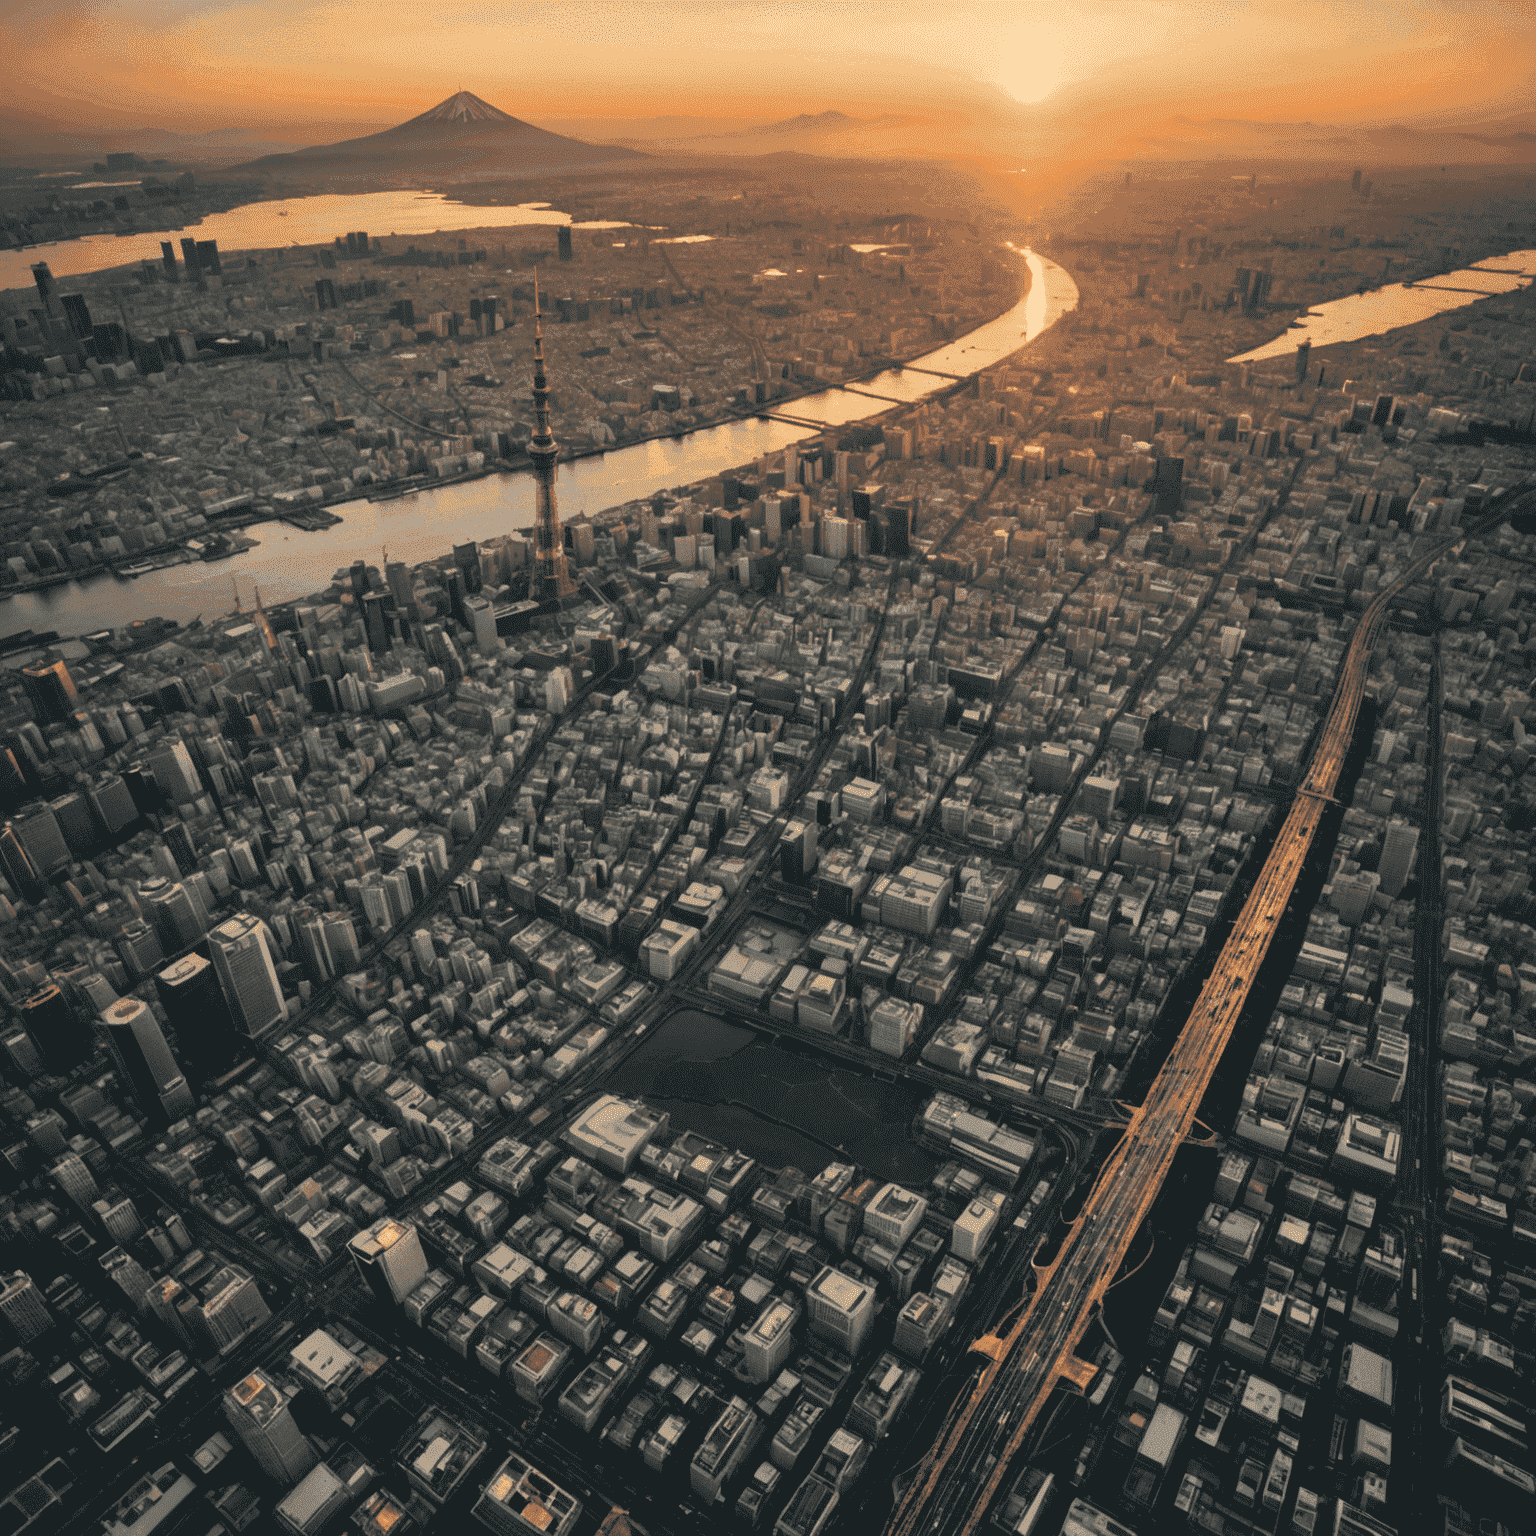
[527,268,574,604]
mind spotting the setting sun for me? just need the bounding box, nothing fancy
[994,23,1067,103]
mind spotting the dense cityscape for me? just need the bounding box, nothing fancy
[1,64,1535,1536]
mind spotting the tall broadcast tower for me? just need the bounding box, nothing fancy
[528,271,575,604]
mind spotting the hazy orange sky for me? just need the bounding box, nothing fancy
[3,0,1533,135]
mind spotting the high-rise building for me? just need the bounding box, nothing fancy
[295,912,334,984]
[143,878,208,952]
[145,1276,194,1350]
[59,292,93,341]
[322,914,362,974]
[0,1024,43,1078]
[121,764,165,817]
[88,774,138,837]
[31,261,59,315]
[21,660,77,724]
[348,1218,428,1307]
[118,917,165,980]
[355,593,390,658]
[0,823,43,901]
[49,792,97,858]
[385,561,416,623]
[464,596,499,654]
[454,541,484,594]
[94,1194,143,1245]
[78,971,118,1014]
[0,746,29,813]
[50,1151,99,1210]
[155,952,241,1081]
[199,1269,272,1352]
[0,1271,54,1342]
[99,996,195,1126]
[161,821,198,877]
[805,1266,875,1355]
[224,1370,318,1483]
[742,1297,798,1384]
[100,1245,154,1312]
[15,807,72,878]
[1378,820,1419,900]
[528,274,575,606]
[22,983,94,1074]
[208,914,288,1036]
[147,739,202,805]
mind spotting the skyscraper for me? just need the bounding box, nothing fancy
[147,739,203,805]
[295,911,334,984]
[143,878,208,952]
[31,261,59,317]
[1378,820,1420,900]
[94,1194,143,1245]
[100,1245,154,1313]
[161,821,198,877]
[88,773,138,837]
[385,561,417,628]
[323,914,362,974]
[49,792,97,858]
[224,1370,318,1483]
[0,824,43,902]
[199,1269,272,1353]
[22,983,94,1074]
[208,914,287,1036]
[99,997,195,1127]
[361,592,392,655]
[50,1151,99,1210]
[155,953,240,1082]
[348,1218,428,1307]
[21,660,77,724]
[0,746,29,814]
[0,1024,43,1079]
[528,272,575,606]
[145,1276,194,1350]
[0,1271,54,1342]
[118,917,166,980]
[14,807,72,878]
[453,541,483,594]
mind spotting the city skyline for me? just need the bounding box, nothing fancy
[0,9,1534,1536]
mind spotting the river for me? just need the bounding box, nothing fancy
[2,246,1078,637]
[1228,247,1536,364]
[0,189,636,292]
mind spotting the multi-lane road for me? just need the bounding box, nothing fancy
[886,490,1531,1536]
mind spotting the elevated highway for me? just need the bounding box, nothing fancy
[886,490,1531,1536]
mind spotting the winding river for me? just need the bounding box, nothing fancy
[1228,248,1536,364]
[0,189,634,292]
[3,246,1079,636]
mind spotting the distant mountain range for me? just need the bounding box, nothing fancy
[5,89,1535,178]
[581,107,930,159]
[231,91,644,179]
[757,110,858,136]
[1116,111,1536,163]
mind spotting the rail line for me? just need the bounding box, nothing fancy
[885,488,1530,1536]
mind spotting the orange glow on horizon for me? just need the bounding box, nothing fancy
[0,0,1531,151]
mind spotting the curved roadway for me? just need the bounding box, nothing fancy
[887,488,1531,1536]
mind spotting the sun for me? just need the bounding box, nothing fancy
[993,22,1067,103]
